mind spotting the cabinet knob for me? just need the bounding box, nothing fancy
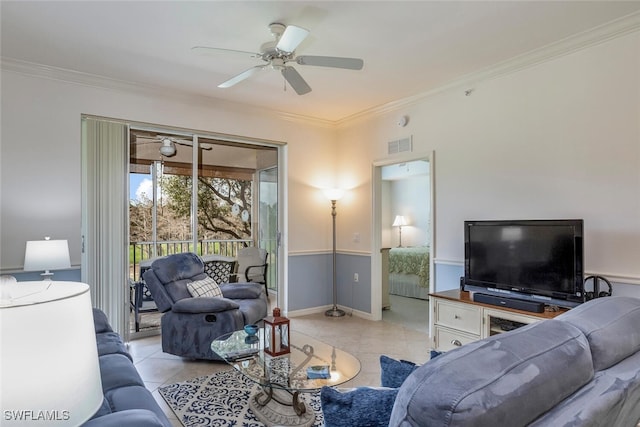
[451,339,462,347]
[454,314,460,319]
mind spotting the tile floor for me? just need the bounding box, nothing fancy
[128,308,430,426]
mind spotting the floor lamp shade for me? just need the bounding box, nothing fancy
[0,281,103,426]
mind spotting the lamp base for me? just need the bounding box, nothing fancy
[325,307,346,317]
[40,271,54,280]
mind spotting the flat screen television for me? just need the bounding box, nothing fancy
[463,219,584,308]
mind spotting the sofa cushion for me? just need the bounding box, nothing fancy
[105,385,172,427]
[96,331,131,360]
[528,352,640,427]
[389,320,594,427]
[93,308,113,334]
[98,354,145,393]
[321,386,399,427]
[557,296,640,371]
[187,276,223,298]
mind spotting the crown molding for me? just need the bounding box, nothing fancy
[336,11,640,127]
[2,11,638,129]
[0,57,335,129]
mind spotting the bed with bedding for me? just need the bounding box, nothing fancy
[388,246,430,300]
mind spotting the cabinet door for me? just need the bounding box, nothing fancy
[434,299,482,335]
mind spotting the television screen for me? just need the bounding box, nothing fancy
[464,220,584,305]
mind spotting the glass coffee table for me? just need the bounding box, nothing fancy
[211,329,361,427]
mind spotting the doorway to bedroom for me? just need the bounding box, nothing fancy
[375,155,433,334]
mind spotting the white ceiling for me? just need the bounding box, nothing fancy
[2,1,640,122]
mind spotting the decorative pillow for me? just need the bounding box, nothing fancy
[186,277,222,298]
[380,351,441,388]
[320,386,399,427]
[380,355,418,388]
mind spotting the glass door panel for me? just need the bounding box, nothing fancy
[258,167,278,292]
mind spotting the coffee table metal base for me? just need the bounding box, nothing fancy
[249,386,315,427]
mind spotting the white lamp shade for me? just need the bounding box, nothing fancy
[392,215,407,227]
[24,239,71,272]
[0,281,103,426]
[323,188,344,201]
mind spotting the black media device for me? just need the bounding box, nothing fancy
[463,219,584,309]
[473,293,545,313]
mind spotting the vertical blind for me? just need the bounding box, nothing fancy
[81,117,128,338]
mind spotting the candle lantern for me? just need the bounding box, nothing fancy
[263,307,290,356]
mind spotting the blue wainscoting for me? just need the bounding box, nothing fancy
[337,253,371,313]
[288,253,333,311]
[9,268,82,282]
[288,252,372,314]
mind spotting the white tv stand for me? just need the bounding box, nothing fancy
[429,290,568,352]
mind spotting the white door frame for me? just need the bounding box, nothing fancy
[370,151,435,320]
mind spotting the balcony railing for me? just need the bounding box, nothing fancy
[129,239,251,281]
[129,238,277,291]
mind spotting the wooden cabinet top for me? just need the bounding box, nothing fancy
[430,289,568,320]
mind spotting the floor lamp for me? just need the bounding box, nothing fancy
[324,189,345,317]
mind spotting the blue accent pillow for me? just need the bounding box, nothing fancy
[380,355,418,388]
[380,351,442,388]
[320,386,399,427]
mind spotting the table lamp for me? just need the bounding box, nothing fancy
[0,281,103,426]
[23,237,71,279]
[392,215,407,247]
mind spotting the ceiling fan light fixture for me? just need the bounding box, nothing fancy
[159,139,176,157]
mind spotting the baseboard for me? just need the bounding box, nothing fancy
[287,304,375,321]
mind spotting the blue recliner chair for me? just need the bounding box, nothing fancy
[142,252,269,360]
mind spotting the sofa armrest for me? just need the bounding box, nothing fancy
[171,296,240,314]
[220,282,263,299]
[82,409,167,427]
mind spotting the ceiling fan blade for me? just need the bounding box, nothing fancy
[296,55,364,70]
[218,65,266,88]
[281,66,311,95]
[174,141,213,150]
[192,46,261,59]
[276,25,309,53]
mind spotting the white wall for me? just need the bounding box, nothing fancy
[390,175,430,247]
[2,28,639,310]
[0,69,337,271]
[336,31,640,290]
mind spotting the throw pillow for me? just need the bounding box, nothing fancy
[380,355,418,388]
[380,351,442,388]
[320,386,398,427]
[187,277,222,298]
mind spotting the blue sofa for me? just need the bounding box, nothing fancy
[143,252,269,360]
[389,296,640,427]
[82,309,171,427]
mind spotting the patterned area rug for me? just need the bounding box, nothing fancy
[159,369,324,427]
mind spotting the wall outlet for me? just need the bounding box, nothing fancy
[353,273,359,282]
[353,233,360,243]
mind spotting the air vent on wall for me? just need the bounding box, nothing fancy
[388,136,413,155]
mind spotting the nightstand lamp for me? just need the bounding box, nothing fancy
[393,215,408,247]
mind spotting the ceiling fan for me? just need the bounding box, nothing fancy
[132,135,212,157]
[192,23,364,95]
